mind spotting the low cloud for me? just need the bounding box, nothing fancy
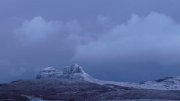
[73,12,180,65]
[15,16,61,43]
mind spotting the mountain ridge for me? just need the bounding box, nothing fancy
[36,64,180,90]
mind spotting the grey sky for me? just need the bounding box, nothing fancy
[0,0,180,83]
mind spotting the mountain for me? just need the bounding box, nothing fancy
[36,64,180,91]
[36,64,94,81]
[1,64,180,101]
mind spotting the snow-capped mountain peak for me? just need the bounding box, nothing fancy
[36,64,94,81]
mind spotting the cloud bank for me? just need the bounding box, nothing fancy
[73,12,180,65]
[15,16,61,43]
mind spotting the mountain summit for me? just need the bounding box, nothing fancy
[63,64,85,74]
[36,64,94,81]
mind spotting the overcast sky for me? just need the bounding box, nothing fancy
[1,0,180,83]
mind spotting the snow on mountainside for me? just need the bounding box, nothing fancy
[95,76,180,90]
[36,64,180,90]
[36,67,63,79]
[94,76,180,90]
